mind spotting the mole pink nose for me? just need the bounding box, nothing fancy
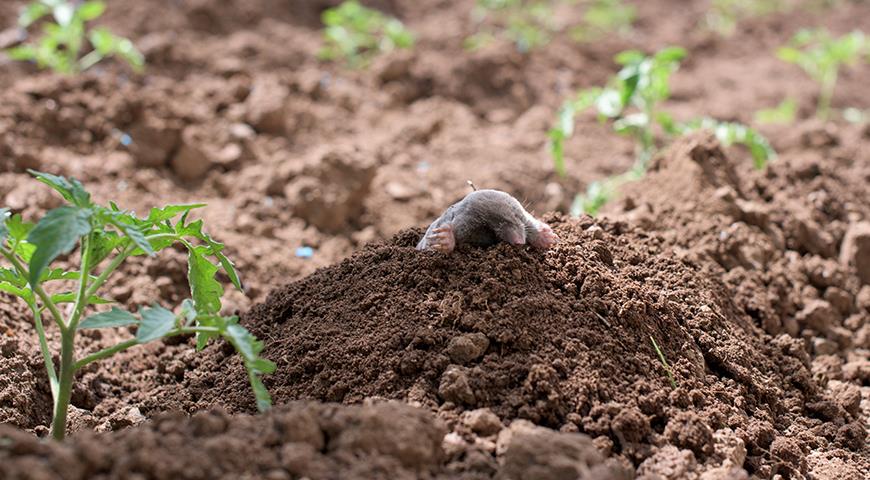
[505,231,525,245]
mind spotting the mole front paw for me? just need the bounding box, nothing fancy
[426,225,456,253]
[531,223,559,250]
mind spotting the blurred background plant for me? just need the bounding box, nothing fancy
[5,0,143,74]
[466,0,635,52]
[703,0,786,36]
[777,28,867,120]
[319,0,415,68]
[551,47,775,215]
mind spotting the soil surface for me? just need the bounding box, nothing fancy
[1,0,869,479]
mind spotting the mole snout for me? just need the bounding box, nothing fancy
[416,189,558,253]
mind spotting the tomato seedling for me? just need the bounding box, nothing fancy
[5,0,143,74]
[778,29,867,120]
[571,0,635,42]
[552,47,776,215]
[319,0,415,68]
[0,171,275,440]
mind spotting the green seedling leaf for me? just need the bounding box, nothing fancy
[77,1,106,22]
[0,268,25,287]
[6,214,35,242]
[754,98,796,125]
[19,2,50,27]
[28,170,91,207]
[79,307,138,329]
[0,282,30,298]
[107,215,153,256]
[249,374,273,412]
[5,45,37,61]
[215,252,243,291]
[187,246,223,315]
[179,298,197,325]
[136,304,176,343]
[51,292,113,304]
[27,206,93,285]
[146,204,206,224]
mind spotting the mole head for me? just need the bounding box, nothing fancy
[491,212,527,245]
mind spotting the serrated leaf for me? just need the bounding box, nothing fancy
[187,246,223,315]
[146,204,206,224]
[28,170,91,207]
[215,251,242,291]
[79,307,138,329]
[40,267,86,282]
[108,215,154,256]
[0,268,24,287]
[88,229,121,266]
[0,282,29,298]
[27,206,93,286]
[225,323,260,361]
[6,214,34,242]
[136,304,176,343]
[249,374,272,412]
[51,292,113,304]
[196,330,218,351]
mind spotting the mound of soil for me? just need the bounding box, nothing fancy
[134,138,859,478]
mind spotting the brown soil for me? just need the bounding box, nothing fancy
[1,0,869,479]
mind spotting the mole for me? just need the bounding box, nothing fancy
[416,189,559,253]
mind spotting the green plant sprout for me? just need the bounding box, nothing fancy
[703,0,784,37]
[551,47,687,176]
[650,335,677,389]
[466,0,560,52]
[319,0,415,68]
[551,47,776,215]
[0,171,275,440]
[754,98,797,125]
[5,1,144,74]
[571,0,635,42]
[777,29,867,120]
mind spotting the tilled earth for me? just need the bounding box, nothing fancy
[0,0,869,479]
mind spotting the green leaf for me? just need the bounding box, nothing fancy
[77,1,106,21]
[776,46,802,64]
[215,252,243,291]
[136,304,177,343]
[187,246,223,314]
[5,45,37,61]
[28,170,91,207]
[18,2,50,27]
[754,98,796,125]
[146,204,206,224]
[27,206,93,286]
[6,214,35,242]
[108,215,154,256]
[0,282,29,298]
[249,374,273,412]
[0,267,25,287]
[654,46,686,63]
[50,292,113,304]
[79,307,138,329]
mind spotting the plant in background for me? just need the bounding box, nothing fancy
[319,0,415,68]
[777,29,867,120]
[754,98,797,125]
[571,0,635,42]
[552,47,776,215]
[466,0,560,52]
[703,0,784,37]
[551,47,687,177]
[5,0,144,74]
[0,171,275,440]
